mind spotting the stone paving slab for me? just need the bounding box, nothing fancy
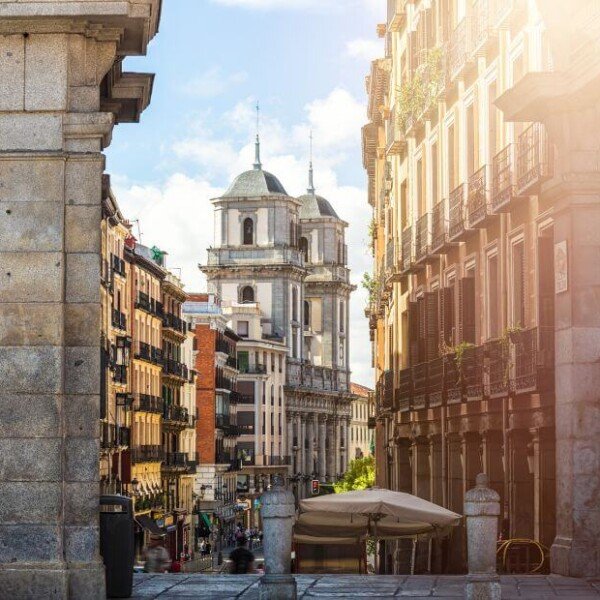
[130,574,600,599]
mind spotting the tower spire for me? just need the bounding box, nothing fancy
[253,101,262,170]
[307,130,315,195]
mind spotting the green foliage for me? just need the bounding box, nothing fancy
[361,272,379,304]
[367,218,377,251]
[334,456,376,493]
[396,47,444,130]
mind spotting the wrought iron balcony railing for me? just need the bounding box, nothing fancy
[485,338,509,398]
[412,362,429,409]
[111,309,127,332]
[401,226,413,273]
[397,367,413,413]
[448,183,468,241]
[131,445,164,464]
[448,17,473,81]
[491,144,518,212]
[463,345,484,401]
[467,165,492,227]
[516,123,553,197]
[471,0,497,55]
[415,213,430,263]
[134,394,164,414]
[430,198,450,254]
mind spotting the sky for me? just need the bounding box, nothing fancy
[107,0,385,387]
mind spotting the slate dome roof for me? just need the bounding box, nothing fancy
[222,168,288,198]
[298,193,340,219]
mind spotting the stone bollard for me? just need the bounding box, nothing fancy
[464,473,502,600]
[258,475,297,600]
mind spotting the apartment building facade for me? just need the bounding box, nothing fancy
[364,0,558,574]
[349,383,375,460]
[100,179,133,495]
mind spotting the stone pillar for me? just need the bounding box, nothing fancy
[0,5,158,597]
[509,429,534,540]
[259,475,297,600]
[286,412,294,464]
[299,415,306,475]
[326,416,336,480]
[344,417,351,471]
[464,474,501,600]
[318,415,327,482]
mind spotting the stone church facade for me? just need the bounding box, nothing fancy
[202,142,357,499]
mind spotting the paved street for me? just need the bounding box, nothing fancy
[130,574,600,599]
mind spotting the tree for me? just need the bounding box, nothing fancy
[334,456,375,493]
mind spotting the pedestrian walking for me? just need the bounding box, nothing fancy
[143,535,171,573]
[229,536,255,574]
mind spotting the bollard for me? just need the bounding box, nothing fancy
[464,473,502,600]
[258,475,297,600]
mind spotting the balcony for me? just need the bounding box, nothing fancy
[237,423,255,435]
[239,364,266,375]
[467,165,493,228]
[448,18,473,82]
[512,327,554,395]
[400,226,414,274]
[111,309,127,332]
[134,394,164,414]
[448,184,468,241]
[135,292,152,313]
[162,452,192,472]
[397,368,413,413]
[485,338,509,398]
[237,394,255,405]
[163,404,189,426]
[163,359,187,380]
[377,370,394,411]
[113,364,127,385]
[430,199,452,254]
[254,455,292,467]
[471,0,497,56]
[387,0,406,32]
[491,144,520,212]
[428,357,444,407]
[163,313,187,336]
[215,413,231,429]
[111,253,126,277]
[285,360,349,393]
[386,109,407,155]
[516,123,553,197]
[131,445,164,464]
[412,362,428,410]
[101,423,117,450]
[463,345,484,401]
[415,213,430,263]
[207,246,304,269]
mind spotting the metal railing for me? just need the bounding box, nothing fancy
[415,213,430,262]
[401,226,413,273]
[131,445,164,464]
[134,394,164,414]
[516,123,552,196]
[448,17,472,81]
[448,183,467,240]
[491,144,517,212]
[430,199,449,253]
[111,309,127,331]
[467,164,490,227]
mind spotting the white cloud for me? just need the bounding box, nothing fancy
[114,88,374,387]
[183,66,248,98]
[345,38,384,62]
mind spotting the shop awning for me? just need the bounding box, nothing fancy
[200,513,212,530]
[135,514,165,536]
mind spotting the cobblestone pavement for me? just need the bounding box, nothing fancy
[130,573,600,599]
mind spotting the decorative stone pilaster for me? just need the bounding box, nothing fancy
[318,415,327,482]
[258,475,297,600]
[464,473,501,600]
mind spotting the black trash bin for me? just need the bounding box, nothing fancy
[100,495,135,598]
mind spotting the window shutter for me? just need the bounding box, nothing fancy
[417,296,427,363]
[408,301,420,366]
[458,277,476,344]
[426,291,440,360]
[440,286,455,348]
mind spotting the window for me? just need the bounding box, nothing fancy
[299,237,309,262]
[339,301,345,333]
[448,122,456,191]
[416,157,424,217]
[237,320,249,338]
[488,81,498,162]
[431,142,438,205]
[241,286,254,303]
[466,102,476,177]
[304,300,310,328]
[243,218,254,245]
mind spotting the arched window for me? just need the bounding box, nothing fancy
[243,217,254,245]
[299,237,309,262]
[241,286,255,304]
[289,220,297,247]
[304,300,310,327]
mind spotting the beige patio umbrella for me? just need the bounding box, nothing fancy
[298,487,461,572]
